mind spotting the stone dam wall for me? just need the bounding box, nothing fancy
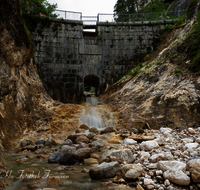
[33,19,177,103]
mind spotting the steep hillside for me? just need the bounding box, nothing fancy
[99,0,200,130]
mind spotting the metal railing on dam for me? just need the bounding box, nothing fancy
[53,9,187,25]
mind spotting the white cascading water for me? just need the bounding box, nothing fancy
[79,95,114,130]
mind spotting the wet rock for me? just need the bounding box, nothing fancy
[79,124,90,130]
[108,139,122,144]
[35,140,45,146]
[89,127,100,135]
[122,139,137,145]
[84,158,98,165]
[110,149,135,164]
[78,142,89,148]
[21,140,33,147]
[29,174,60,189]
[22,145,37,151]
[74,148,92,160]
[124,164,143,179]
[45,137,57,146]
[48,151,66,163]
[75,128,85,134]
[59,153,76,165]
[140,140,159,151]
[186,159,200,182]
[101,127,117,134]
[67,134,87,143]
[87,132,95,139]
[99,150,112,163]
[63,139,73,146]
[158,161,186,172]
[75,135,90,144]
[91,153,100,159]
[61,145,76,154]
[163,169,190,185]
[97,102,105,105]
[81,168,89,173]
[89,161,120,180]
[90,139,108,148]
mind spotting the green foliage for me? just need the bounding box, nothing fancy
[187,0,199,20]
[38,73,44,80]
[141,1,169,13]
[20,0,57,18]
[196,70,200,76]
[155,61,162,65]
[161,24,173,34]
[171,69,183,75]
[179,10,200,71]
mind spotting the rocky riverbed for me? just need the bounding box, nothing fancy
[3,123,200,190]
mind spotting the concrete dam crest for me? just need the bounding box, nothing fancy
[33,18,177,103]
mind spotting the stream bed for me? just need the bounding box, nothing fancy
[3,96,128,190]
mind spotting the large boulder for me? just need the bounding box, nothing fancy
[101,126,117,134]
[67,134,87,143]
[45,137,57,146]
[90,139,108,148]
[99,150,112,164]
[186,159,200,182]
[140,140,159,151]
[35,140,45,146]
[59,153,76,165]
[29,174,60,189]
[158,161,186,172]
[61,145,76,154]
[63,139,73,146]
[89,161,120,180]
[79,124,90,130]
[48,151,66,163]
[21,140,33,147]
[163,169,190,185]
[22,145,37,151]
[110,149,135,164]
[75,135,90,144]
[89,127,100,135]
[74,148,92,160]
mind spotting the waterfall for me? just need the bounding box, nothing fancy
[79,96,114,130]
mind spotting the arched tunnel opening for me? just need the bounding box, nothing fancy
[84,75,100,97]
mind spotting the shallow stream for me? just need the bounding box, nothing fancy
[3,96,125,190]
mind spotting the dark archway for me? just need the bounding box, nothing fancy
[84,75,100,96]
